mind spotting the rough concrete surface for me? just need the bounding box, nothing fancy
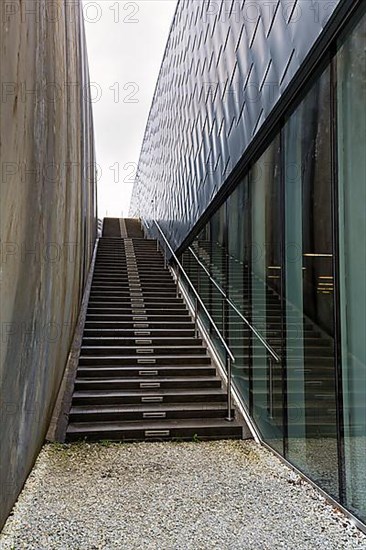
[0,0,96,528]
[1,440,365,549]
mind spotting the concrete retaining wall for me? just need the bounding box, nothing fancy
[0,0,97,528]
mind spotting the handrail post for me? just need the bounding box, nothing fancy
[226,354,233,421]
[269,356,273,419]
[176,265,180,298]
[194,296,198,337]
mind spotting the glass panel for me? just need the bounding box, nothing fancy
[209,204,227,335]
[250,136,284,453]
[284,65,339,499]
[337,12,366,523]
[227,177,251,403]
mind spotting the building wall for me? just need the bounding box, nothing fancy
[130,0,340,248]
[0,0,97,528]
[130,0,365,527]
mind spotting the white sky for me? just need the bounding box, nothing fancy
[83,1,178,218]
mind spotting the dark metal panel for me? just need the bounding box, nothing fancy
[130,0,341,248]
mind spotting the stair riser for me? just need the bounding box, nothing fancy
[95,266,170,275]
[69,409,231,422]
[83,330,197,338]
[80,349,206,357]
[74,380,222,390]
[85,315,193,322]
[72,394,227,405]
[88,297,183,303]
[90,287,178,294]
[66,425,242,442]
[87,308,189,316]
[78,356,211,366]
[77,367,216,377]
[87,303,187,310]
[82,338,201,346]
[84,322,196,329]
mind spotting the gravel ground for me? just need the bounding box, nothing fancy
[1,440,365,550]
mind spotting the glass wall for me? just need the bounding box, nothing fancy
[284,65,339,499]
[227,178,251,403]
[250,137,284,453]
[179,6,365,526]
[336,13,366,523]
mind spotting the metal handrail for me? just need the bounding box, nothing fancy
[143,219,235,421]
[188,246,281,364]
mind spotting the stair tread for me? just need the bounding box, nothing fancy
[75,376,221,383]
[70,403,230,413]
[80,354,208,366]
[73,388,227,397]
[81,344,206,352]
[67,417,242,433]
[78,366,213,372]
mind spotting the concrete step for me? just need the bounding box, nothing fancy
[84,321,196,329]
[82,337,202,346]
[86,306,189,315]
[74,376,222,391]
[83,328,197,338]
[85,314,193,322]
[69,403,233,422]
[78,354,211,366]
[77,365,216,377]
[66,418,242,442]
[71,387,229,405]
[80,345,207,356]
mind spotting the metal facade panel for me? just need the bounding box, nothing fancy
[130,0,341,249]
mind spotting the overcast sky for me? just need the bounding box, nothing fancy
[84,1,178,218]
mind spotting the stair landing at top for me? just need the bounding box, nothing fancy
[102,218,143,239]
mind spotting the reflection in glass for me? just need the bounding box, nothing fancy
[337,12,366,523]
[250,136,284,453]
[284,65,339,499]
[227,177,251,403]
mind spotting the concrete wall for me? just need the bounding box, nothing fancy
[0,0,97,528]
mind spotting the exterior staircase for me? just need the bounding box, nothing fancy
[66,219,244,442]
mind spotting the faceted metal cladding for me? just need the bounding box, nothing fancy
[130,0,340,248]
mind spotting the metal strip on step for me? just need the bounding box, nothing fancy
[139,370,158,376]
[134,324,149,329]
[137,358,156,364]
[136,348,154,354]
[135,340,152,345]
[143,412,166,419]
[141,396,163,403]
[133,316,148,321]
[145,430,170,437]
[140,382,161,389]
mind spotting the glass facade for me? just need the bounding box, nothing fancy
[336,14,366,521]
[181,9,366,525]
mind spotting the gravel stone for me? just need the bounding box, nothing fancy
[1,440,365,549]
